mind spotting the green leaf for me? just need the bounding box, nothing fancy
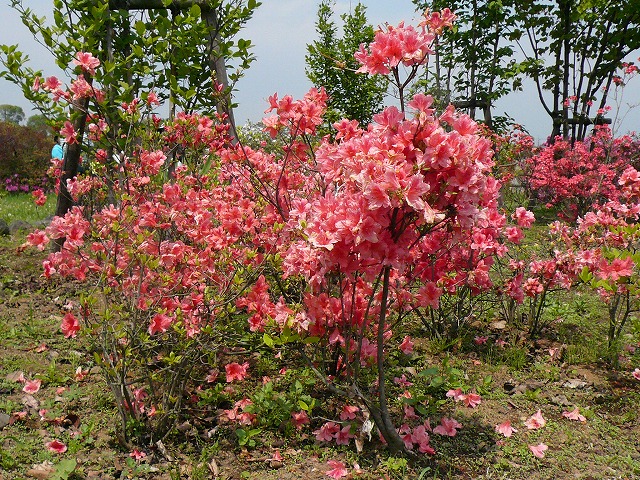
[134,21,146,37]
[418,367,439,377]
[189,4,202,17]
[51,459,77,480]
[263,333,274,348]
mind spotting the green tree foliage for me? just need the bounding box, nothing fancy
[306,1,387,132]
[414,0,640,139]
[0,104,25,124]
[26,114,51,135]
[412,0,520,131]
[513,0,640,141]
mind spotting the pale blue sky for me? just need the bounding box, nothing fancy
[1,1,638,142]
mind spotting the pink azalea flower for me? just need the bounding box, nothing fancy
[61,313,80,338]
[474,336,488,345]
[148,313,172,335]
[433,417,462,437]
[446,388,465,401]
[130,449,146,461]
[23,379,41,394]
[73,51,100,75]
[325,460,348,479]
[12,411,27,420]
[393,374,413,387]
[524,410,546,430]
[271,449,284,462]
[225,362,249,382]
[463,392,482,408]
[335,425,353,445]
[495,420,517,438]
[399,335,414,354]
[74,366,89,381]
[562,408,586,422]
[291,410,310,430]
[46,439,67,454]
[314,421,339,442]
[339,405,359,421]
[513,207,535,227]
[529,443,548,459]
[60,121,78,145]
[32,189,47,207]
[632,368,640,380]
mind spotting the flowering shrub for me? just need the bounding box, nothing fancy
[24,9,532,455]
[528,126,640,220]
[0,121,52,193]
[553,192,640,352]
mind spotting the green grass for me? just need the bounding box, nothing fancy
[0,192,56,225]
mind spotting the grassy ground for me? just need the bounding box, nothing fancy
[0,192,56,225]
[1,194,639,479]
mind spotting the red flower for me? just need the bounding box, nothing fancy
[225,362,249,382]
[148,314,172,335]
[61,313,80,338]
[73,51,100,75]
[46,439,67,454]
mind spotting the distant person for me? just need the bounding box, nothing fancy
[51,135,64,159]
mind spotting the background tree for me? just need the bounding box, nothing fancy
[1,0,259,230]
[412,0,519,131]
[0,104,25,124]
[26,114,51,135]
[514,0,640,141]
[306,1,387,132]
[0,121,50,191]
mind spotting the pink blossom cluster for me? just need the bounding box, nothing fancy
[354,9,455,76]
[528,126,640,219]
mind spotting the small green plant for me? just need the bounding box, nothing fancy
[380,456,408,477]
[50,459,77,480]
[235,427,262,448]
[404,356,467,416]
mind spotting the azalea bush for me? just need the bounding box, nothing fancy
[24,55,272,445]
[528,126,640,220]
[230,9,536,454]
[549,170,640,354]
[0,121,52,193]
[24,9,548,457]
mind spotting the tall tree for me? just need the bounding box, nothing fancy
[515,0,640,141]
[26,114,51,135]
[306,1,387,132]
[0,104,25,124]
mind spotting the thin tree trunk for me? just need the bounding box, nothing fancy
[53,82,91,252]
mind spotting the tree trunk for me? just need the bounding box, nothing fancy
[53,79,91,252]
[201,6,238,141]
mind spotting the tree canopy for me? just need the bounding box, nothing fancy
[0,104,25,124]
[306,1,387,132]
